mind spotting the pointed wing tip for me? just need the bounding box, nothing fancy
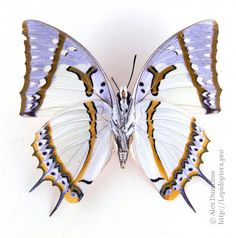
[198,170,215,188]
[180,188,196,213]
[29,184,38,193]
[205,107,221,114]
[29,174,45,193]
[192,208,196,213]
[49,209,56,217]
[49,192,65,217]
[22,20,27,28]
[191,205,197,213]
[19,111,28,117]
[199,19,218,26]
[19,111,36,117]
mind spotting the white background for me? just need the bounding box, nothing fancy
[0,0,234,237]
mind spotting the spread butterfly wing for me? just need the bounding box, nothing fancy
[20,20,115,215]
[31,101,113,216]
[132,100,213,211]
[20,20,113,117]
[134,20,222,114]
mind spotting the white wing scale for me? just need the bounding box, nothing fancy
[20,20,113,117]
[131,20,221,210]
[20,20,115,215]
[134,20,222,114]
[31,101,113,216]
[20,19,221,214]
[133,100,213,211]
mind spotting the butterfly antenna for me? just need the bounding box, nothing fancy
[180,188,196,213]
[111,77,119,90]
[127,54,137,89]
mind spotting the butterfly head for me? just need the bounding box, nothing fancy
[119,85,128,98]
[117,86,132,113]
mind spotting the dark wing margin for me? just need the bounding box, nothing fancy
[20,20,112,117]
[133,100,214,212]
[134,20,222,114]
[29,101,112,216]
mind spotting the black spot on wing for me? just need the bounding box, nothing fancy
[79,179,93,185]
[150,177,164,183]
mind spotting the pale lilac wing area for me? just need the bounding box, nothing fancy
[134,20,222,114]
[20,20,111,117]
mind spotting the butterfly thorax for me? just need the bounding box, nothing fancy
[111,86,134,169]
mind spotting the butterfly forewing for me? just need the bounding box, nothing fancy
[133,20,221,114]
[20,20,113,117]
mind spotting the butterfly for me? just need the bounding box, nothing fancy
[20,19,222,216]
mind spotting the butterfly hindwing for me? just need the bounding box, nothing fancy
[31,100,113,215]
[132,100,213,210]
[20,20,112,117]
[134,20,222,114]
